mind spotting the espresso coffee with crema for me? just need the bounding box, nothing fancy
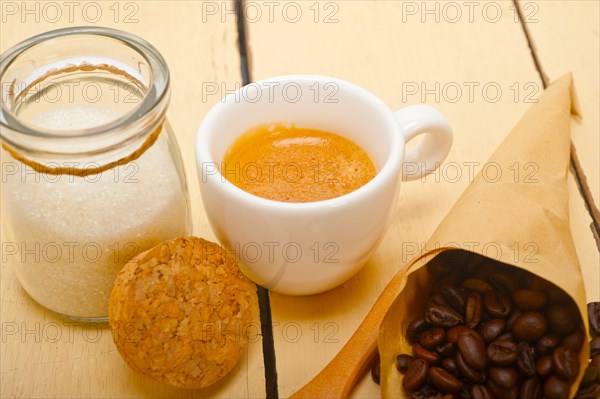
[222,123,376,202]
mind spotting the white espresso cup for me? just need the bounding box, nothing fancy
[196,75,452,295]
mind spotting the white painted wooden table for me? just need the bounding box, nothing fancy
[1,1,598,398]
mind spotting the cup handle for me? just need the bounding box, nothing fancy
[395,104,453,181]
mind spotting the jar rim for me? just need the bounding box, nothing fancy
[0,26,170,144]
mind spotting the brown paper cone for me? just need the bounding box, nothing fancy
[379,74,590,398]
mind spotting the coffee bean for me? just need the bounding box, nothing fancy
[489,366,518,389]
[516,342,536,376]
[441,357,459,376]
[552,346,580,382]
[462,278,492,292]
[465,291,482,329]
[407,317,430,344]
[431,292,448,307]
[426,304,464,328]
[457,388,472,399]
[590,336,600,357]
[456,352,485,383]
[588,302,600,337]
[371,354,380,384]
[535,355,553,377]
[470,384,494,399]
[413,343,440,364]
[547,304,579,336]
[519,377,542,399]
[457,331,486,370]
[441,286,467,314]
[486,379,518,399]
[512,289,547,310]
[429,367,463,393]
[505,309,523,331]
[528,276,571,303]
[512,311,548,342]
[575,383,600,399]
[447,325,469,344]
[408,388,433,399]
[489,272,520,292]
[403,358,429,392]
[480,319,505,343]
[487,339,517,365]
[496,332,514,341]
[581,363,600,387]
[484,290,512,318]
[435,342,455,357]
[543,376,570,399]
[396,354,413,373]
[562,328,585,351]
[410,385,439,399]
[420,327,447,350]
[535,334,561,356]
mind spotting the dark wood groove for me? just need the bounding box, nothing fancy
[234,1,278,397]
[236,0,252,84]
[514,0,600,251]
[256,286,279,399]
[514,0,550,87]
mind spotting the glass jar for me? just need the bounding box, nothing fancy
[0,27,191,321]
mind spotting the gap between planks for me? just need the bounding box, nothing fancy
[235,0,278,398]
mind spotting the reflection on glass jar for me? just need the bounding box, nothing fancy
[0,27,191,321]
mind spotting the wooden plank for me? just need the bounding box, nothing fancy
[245,1,600,397]
[0,2,265,398]
[569,176,600,302]
[522,0,600,207]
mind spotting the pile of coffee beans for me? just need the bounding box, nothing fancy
[375,261,596,399]
[572,302,600,399]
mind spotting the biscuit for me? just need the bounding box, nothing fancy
[109,237,257,389]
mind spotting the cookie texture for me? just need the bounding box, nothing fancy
[109,237,256,389]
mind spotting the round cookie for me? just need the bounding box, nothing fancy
[109,237,256,389]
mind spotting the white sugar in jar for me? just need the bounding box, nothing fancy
[0,27,191,321]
